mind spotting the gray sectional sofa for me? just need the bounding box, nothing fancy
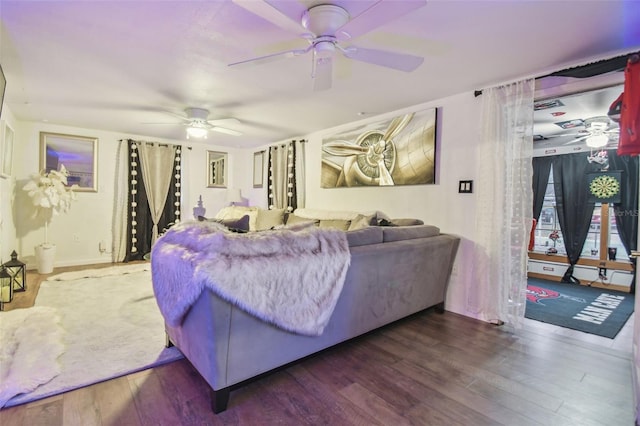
[153,212,460,413]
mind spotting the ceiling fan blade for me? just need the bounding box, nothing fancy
[232,0,304,34]
[208,117,241,127]
[228,47,310,67]
[341,46,423,72]
[313,55,333,91]
[335,0,427,40]
[563,135,589,145]
[263,0,309,28]
[210,126,242,136]
[141,122,182,125]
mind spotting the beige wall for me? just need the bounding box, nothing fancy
[3,90,483,316]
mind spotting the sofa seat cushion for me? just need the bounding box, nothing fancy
[346,227,384,247]
[382,225,440,242]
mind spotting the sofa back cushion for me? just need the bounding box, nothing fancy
[346,227,384,247]
[382,225,440,242]
[319,219,351,231]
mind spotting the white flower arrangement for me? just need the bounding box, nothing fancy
[23,164,78,245]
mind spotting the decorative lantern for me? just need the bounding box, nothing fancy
[3,250,26,292]
[0,267,12,310]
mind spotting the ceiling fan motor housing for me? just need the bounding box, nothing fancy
[185,107,209,121]
[302,5,350,36]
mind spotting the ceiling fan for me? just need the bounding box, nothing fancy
[535,116,620,148]
[230,0,426,91]
[145,108,242,139]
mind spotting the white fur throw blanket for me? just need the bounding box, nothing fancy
[151,221,351,336]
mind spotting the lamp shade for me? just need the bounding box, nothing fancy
[226,188,243,205]
[586,134,609,148]
[186,126,208,139]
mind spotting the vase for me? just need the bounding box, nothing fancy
[35,243,56,274]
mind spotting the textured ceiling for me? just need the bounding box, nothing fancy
[1,0,639,149]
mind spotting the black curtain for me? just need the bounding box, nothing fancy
[608,151,639,293]
[552,152,599,283]
[266,141,298,212]
[124,140,181,262]
[532,156,553,220]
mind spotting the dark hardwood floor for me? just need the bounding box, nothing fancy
[0,265,635,425]
[1,311,634,425]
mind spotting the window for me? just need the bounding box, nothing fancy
[532,168,628,260]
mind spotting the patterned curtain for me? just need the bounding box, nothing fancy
[124,140,182,261]
[267,140,305,212]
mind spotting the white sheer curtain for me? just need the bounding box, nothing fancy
[112,139,129,262]
[470,79,534,329]
[137,142,176,244]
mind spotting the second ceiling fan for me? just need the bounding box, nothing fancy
[230,0,426,91]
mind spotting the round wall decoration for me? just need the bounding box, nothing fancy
[586,171,622,203]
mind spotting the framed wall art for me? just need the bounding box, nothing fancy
[207,150,227,188]
[321,107,438,188]
[253,150,264,188]
[1,121,14,178]
[40,132,98,191]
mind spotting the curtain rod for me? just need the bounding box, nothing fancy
[473,49,639,97]
[119,138,192,149]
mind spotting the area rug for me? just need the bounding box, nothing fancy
[3,263,183,408]
[0,307,65,407]
[525,278,635,339]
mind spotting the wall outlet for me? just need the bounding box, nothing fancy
[72,234,80,242]
[99,241,106,252]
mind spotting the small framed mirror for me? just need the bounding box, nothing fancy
[207,151,227,188]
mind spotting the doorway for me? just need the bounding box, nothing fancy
[527,83,636,348]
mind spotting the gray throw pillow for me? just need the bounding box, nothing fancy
[199,215,250,233]
[219,215,250,233]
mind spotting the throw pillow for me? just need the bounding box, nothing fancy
[215,206,259,231]
[286,214,320,227]
[348,214,374,231]
[319,219,351,231]
[216,215,250,233]
[256,208,285,231]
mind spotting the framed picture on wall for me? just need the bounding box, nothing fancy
[320,107,438,188]
[207,150,228,188]
[1,121,14,178]
[40,132,98,192]
[253,151,264,188]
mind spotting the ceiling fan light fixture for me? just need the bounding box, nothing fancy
[586,134,608,148]
[186,125,208,139]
